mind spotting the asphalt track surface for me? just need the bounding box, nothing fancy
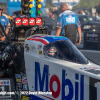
[80,50,100,66]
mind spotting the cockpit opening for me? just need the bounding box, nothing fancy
[43,40,88,64]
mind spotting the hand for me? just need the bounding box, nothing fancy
[0,36,6,41]
[76,39,81,45]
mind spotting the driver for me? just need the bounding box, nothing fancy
[0,5,10,41]
[48,47,57,57]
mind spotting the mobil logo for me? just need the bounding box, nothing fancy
[35,62,84,100]
[0,80,10,85]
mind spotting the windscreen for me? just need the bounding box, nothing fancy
[43,40,88,64]
[79,16,96,23]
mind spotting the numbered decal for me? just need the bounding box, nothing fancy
[66,17,75,23]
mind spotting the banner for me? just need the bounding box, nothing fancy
[7,0,21,16]
[51,0,80,7]
[7,0,21,7]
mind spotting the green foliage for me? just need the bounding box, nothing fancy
[75,0,100,8]
[45,2,51,8]
[45,0,100,8]
[45,0,54,8]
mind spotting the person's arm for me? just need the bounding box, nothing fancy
[76,15,82,45]
[0,29,9,41]
[5,28,9,35]
[76,26,81,45]
[56,16,62,36]
[56,28,61,36]
[0,18,10,41]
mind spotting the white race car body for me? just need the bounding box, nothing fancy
[24,34,100,100]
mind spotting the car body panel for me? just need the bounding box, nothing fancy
[24,34,100,100]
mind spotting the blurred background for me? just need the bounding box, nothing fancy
[0,0,100,22]
[0,0,100,17]
[1,0,100,50]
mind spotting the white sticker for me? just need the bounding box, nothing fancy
[66,17,75,23]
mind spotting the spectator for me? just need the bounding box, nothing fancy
[45,8,49,17]
[56,3,82,45]
[95,13,99,20]
[49,6,53,13]
[49,12,53,19]
[81,10,85,15]
[78,11,81,14]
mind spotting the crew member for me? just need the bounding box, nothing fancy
[0,6,10,41]
[56,3,82,45]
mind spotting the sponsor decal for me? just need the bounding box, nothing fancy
[86,33,98,38]
[22,76,27,80]
[80,67,98,70]
[16,79,21,83]
[22,79,27,84]
[1,19,5,21]
[0,80,10,85]
[0,80,11,98]
[38,45,42,49]
[15,74,21,79]
[22,96,29,100]
[23,84,28,90]
[79,67,89,70]
[25,44,29,52]
[39,50,42,55]
[66,17,75,23]
[85,33,98,42]
[35,62,84,100]
[16,83,22,88]
[68,15,72,17]
[89,67,95,69]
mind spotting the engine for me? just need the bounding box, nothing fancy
[0,43,24,78]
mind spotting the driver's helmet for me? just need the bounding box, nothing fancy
[48,47,57,57]
[49,47,57,53]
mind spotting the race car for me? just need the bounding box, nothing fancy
[24,34,100,100]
